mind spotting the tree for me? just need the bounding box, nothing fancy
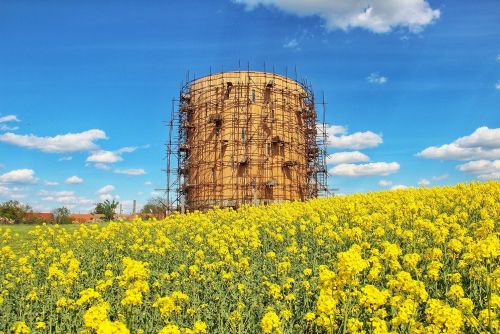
[52,207,72,224]
[93,199,119,221]
[0,200,32,224]
[141,197,167,219]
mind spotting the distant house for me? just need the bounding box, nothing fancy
[114,214,139,220]
[26,212,105,224]
[70,214,99,223]
[25,212,53,222]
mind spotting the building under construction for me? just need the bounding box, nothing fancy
[166,69,328,212]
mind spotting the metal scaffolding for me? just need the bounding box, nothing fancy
[165,68,329,212]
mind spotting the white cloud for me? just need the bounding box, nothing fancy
[97,184,115,194]
[327,130,383,150]
[326,151,370,165]
[0,129,107,153]
[39,189,93,211]
[114,169,146,176]
[86,146,142,165]
[478,172,500,180]
[233,0,440,33]
[418,178,430,186]
[0,186,10,196]
[87,150,123,163]
[99,193,115,201]
[417,127,500,160]
[456,160,494,173]
[456,160,500,180]
[326,124,348,136]
[367,72,388,84]
[116,146,138,154]
[378,180,393,187]
[0,169,37,184]
[144,181,152,186]
[283,38,300,50]
[58,156,73,161]
[44,180,59,186]
[0,185,27,199]
[94,163,111,170]
[454,127,500,149]
[0,125,19,131]
[56,195,92,205]
[391,184,408,190]
[431,174,448,181]
[65,175,83,184]
[497,54,500,61]
[0,115,20,131]
[0,115,19,123]
[496,81,500,90]
[329,162,399,176]
[417,144,500,160]
[10,193,27,199]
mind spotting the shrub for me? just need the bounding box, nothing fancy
[52,207,72,224]
[0,200,31,224]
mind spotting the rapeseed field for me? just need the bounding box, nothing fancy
[0,182,499,333]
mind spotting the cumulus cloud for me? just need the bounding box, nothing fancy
[327,129,383,150]
[326,151,370,165]
[0,186,9,196]
[378,180,393,187]
[0,115,20,132]
[65,175,83,184]
[391,184,409,190]
[99,193,115,201]
[57,194,91,205]
[233,0,440,33]
[0,124,19,131]
[456,160,500,180]
[417,144,500,161]
[58,156,73,161]
[117,146,139,154]
[417,127,500,160]
[432,174,448,181]
[44,180,59,186]
[39,190,93,211]
[329,162,399,177]
[0,185,27,199]
[97,184,115,194]
[0,169,37,184]
[0,115,19,123]
[0,129,107,153]
[114,168,146,176]
[326,124,348,136]
[367,72,388,84]
[418,178,430,186]
[283,38,300,50]
[94,163,112,170]
[87,150,123,163]
[454,127,500,149]
[86,146,145,167]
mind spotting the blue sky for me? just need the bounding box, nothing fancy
[0,0,499,212]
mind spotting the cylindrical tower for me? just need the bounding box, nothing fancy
[174,71,326,211]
